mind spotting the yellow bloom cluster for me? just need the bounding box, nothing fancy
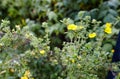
[111,49,115,53]
[104,23,112,34]
[105,23,112,27]
[21,70,30,79]
[67,24,84,31]
[71,59,75,63]
[67,24,77,31]
[21,76,28,79]
[39,50,45,55]
[88,33,96,38]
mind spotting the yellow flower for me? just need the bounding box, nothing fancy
[105,23,112,28]
[67,24,77,31]
[71,59,75,63]
[104,27,112,34]
[21,76,28,79]
[104,22,112,34]
[39,50,45,55]
[24,70,30,76]
[88,33,96,38]
[111,49,115,53]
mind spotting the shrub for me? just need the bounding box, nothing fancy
[0,0,120,78]
[0,13,119,78]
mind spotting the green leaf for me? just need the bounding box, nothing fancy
[89,8,99,19]
[102,43,113,51]
[98,10,108,19]
[78,11,86,19]
[109,9,118,17]
[103,14,116,23]
[47,11,57,21]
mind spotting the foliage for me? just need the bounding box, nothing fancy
[0,0,120,79]
[0,13,119,79]
[60,15,115,79]
[0,0,120,48]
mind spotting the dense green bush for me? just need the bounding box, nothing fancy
[0,14,119,79]
[0,0,120,79]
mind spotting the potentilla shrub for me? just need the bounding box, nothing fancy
[0,20,62,79]
[59,14,118,79]
[0,14,119,79]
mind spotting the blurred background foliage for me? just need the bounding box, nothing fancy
[0,0,120,49]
